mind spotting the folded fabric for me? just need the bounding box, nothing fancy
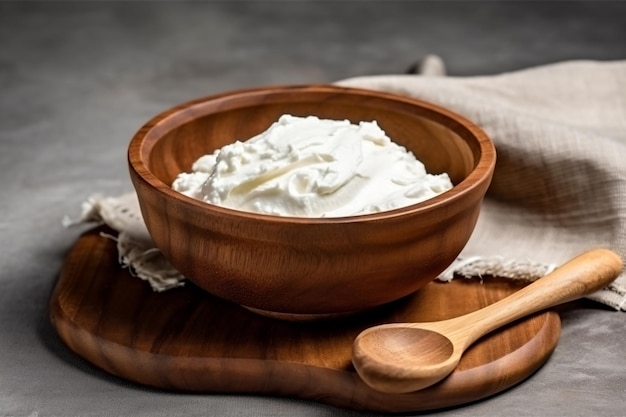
[338,58,626,310]
[67,57,626,310]
[63,192,185,292]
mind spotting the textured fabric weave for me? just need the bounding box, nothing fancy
[338,59,626,309]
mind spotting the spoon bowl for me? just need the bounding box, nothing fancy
[355,326,458,392]
[353,248,623,394]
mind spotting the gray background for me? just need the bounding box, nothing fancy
[1,1,625,416]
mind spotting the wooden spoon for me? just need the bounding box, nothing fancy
[352,248,623,394]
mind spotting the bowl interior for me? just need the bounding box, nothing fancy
[140,87,481,197]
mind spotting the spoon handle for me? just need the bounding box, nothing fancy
[449,248,622,348]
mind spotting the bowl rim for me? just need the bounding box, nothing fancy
[128,84,496,224]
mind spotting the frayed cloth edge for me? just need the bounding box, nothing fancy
[438,256,626,311]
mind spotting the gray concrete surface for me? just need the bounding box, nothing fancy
[1,2,625,416]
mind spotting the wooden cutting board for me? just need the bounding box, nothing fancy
[49,227,560,413]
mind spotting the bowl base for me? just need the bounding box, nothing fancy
[241,305,360,322]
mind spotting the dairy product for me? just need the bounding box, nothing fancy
[172,115,453,217]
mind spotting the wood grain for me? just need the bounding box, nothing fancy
[127,85,496,315]
[351,249,621,394]
[50,228,560,413]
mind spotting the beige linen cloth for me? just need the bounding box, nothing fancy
[67,58,626,310]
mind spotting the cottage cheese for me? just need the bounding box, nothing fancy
[172,115,452,217]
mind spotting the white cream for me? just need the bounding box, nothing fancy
[172,115,453,217]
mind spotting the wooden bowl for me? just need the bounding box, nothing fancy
[128,85,495,316]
